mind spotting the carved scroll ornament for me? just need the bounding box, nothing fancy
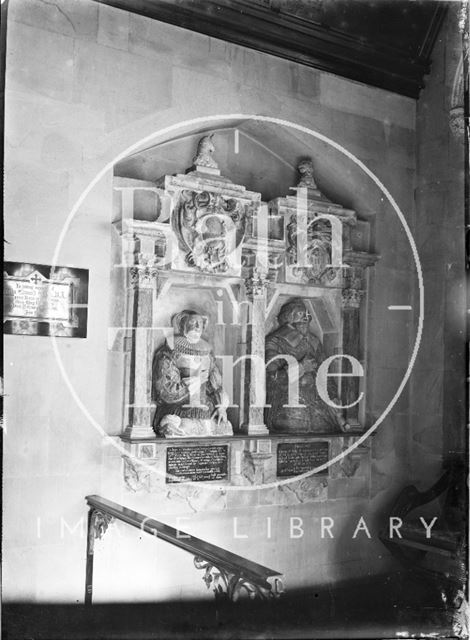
[87,509,114,555]
[193,556,283,601]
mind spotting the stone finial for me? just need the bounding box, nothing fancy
[192,134,219,169]
[296,158,318,189]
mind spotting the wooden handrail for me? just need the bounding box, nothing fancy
[85,495,284,604]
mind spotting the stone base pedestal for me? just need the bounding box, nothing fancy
[123,424,155,439]
[246,423,270,436]
[117,433,371,513]
[186,164,221,176]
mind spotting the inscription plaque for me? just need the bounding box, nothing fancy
[3,262,88,337]
[277,441,329,477]
[166,445,229,483]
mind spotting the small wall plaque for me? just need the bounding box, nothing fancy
[3,262,88,337]
[277,441,329,477]
[166,445,229,483]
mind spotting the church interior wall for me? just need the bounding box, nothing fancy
[412,6,466,484]
[4,0,461,603]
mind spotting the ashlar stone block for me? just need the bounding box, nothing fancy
[9,0,99,40]
[7,22,74,102]
[98,3,129,51]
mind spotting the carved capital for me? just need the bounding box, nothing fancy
[88,509,113,555]
[129,265,158,289]
[342,288,364,309]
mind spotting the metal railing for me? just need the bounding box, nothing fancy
[85,494,284,603]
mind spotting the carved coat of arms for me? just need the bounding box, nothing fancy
[172,189,247,275]
[286,214,337,284]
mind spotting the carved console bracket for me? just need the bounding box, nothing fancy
[339,445,368,478]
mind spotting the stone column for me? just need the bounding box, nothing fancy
[341,267,364,429]
[245,270,269,436]
[123,265,157,439]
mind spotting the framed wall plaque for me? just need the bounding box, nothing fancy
[166,445,229,483]
[3,262,89,338]
[277,441,330,477]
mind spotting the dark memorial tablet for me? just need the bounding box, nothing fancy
[277,441,329,477]
[166,445,228,483]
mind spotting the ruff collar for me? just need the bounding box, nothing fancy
[171,335,211,356]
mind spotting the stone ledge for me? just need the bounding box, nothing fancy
[120,432,370,445]
[116,433,371,511]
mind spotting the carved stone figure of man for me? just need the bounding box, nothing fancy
[152,310,232,437]
[265,298,349,434]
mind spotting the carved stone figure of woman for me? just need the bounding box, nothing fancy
[152,310,233,437]
[265,298,349,434]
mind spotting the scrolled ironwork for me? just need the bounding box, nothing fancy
[88,509,114,555]
[193,555,283,602]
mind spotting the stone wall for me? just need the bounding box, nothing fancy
[3,0,443,602]
[411,5,466,483]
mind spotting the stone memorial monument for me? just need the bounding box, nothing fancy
[112,134,379,505]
